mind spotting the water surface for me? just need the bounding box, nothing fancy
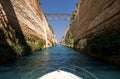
[0,45,120,79]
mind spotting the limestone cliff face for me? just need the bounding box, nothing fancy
[61,26,74,47]
[70,0,120,41]
[0,0,57,63]
[1,0,57,47]
[63,0,120,65]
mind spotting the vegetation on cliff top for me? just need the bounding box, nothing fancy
[70,2,79,23]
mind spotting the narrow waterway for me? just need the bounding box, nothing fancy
[0,45,120,79]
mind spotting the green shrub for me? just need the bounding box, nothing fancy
[13,44,24,56]
[70,2,79,21]
[77,39,87,50]
[29,39,45,51]
[37,40,45,48]
[86,32,120,56]
[65,31,74,47]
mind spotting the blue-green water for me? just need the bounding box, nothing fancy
[0,45,120,79]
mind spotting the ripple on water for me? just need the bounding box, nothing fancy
[0,45,120,79]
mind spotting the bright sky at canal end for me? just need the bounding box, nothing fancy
[39,0,80,42]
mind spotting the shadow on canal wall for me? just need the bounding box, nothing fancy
[0,0,31,64]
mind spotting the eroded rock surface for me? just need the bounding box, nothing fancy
[63,0,120,65]
[0,0,57,63]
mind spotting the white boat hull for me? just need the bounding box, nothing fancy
[38,70,82,79]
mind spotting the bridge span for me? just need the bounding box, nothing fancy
[45,13,72,20]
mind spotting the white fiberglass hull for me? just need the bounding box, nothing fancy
[38,70,82,79]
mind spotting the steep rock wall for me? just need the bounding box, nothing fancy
[0,0,57,63]
[63,0,120,65]
[71,0,120,41]
[62,26,74,47]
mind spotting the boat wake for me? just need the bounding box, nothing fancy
[21,65,98,79]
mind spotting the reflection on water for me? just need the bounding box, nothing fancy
[0,45,120,79]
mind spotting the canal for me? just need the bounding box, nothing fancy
[0,45,120,79]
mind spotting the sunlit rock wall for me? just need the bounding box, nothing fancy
[0,0,57,63]
[70,0,120,41]
[63,0,120,65]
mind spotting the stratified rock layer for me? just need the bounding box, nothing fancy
[0,0,57,63]
[63,0,120,65]
[70,0,120,41]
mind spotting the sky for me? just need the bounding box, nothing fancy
[39,0,80,42]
